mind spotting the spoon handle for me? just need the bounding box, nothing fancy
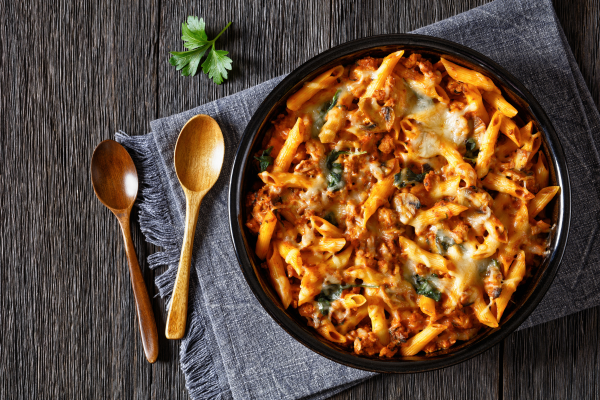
[165,192,202,339]
[118,214,159,363]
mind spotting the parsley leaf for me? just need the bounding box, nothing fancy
[202,49,233,85]
[254,146,274,172]
[169,17,232,84]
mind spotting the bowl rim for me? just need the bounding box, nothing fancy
[228,34,571,373]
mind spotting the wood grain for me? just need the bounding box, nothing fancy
[0,0,598,398]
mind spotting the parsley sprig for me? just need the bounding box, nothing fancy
[169,17,233,84]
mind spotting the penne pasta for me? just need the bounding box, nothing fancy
[495,251,526,321]
[255,209,277,260]
[362,162,400,226]
[441,58,500,93]
[482,91,518,118]
[310,216,344,237]
[482,172,535,201]
[287,65,344,111]
[364,50,405,97]
[309,237,346,253]
[247,50,557,358]
[463,84,490,125]
[368,304,390,345]
[400,324,447,356]
[259,171,315,189]
[475,111,503,179]
[273,118,305,173]
[528,186,560,218]
[399,236,454,273]
[499,115,521,146]
[266,244,292,309]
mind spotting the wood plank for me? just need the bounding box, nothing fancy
[0,0,162,398]
[553,0,600,108]
[330,346,500,400]
[503,307,600,399]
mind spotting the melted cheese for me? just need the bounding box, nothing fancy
[249,51,550,358]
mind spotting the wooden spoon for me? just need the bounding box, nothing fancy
[166,115,225,339]
[91,139,159,363]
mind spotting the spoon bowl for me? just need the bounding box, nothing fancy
[91,139,159,363]
[91,140,139,210]
[174,115,225,192]
[166,115,225,339]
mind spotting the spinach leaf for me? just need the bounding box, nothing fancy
[326,89,342,112]
[323,212,338,227]
[312,90,343,138]
[254,146,274,172]
[412,275,442,302]
[393,165,431,189]
[316,283,379,315]
[326,150,346,170]
[326,162,345,191]
[325,150,367,191]
[464,138,479,162]
[435,231,456,254]
[478,258,502,277]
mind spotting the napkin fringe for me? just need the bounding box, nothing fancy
[115,131,222,399]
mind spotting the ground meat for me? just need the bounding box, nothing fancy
[378,242,393,262]
[377,259,391,274]
[405,311,426,334]
[305,139,325,161]
[378,134,395,154]
[298,303,320,328]
[449,100,467,112]
[423,172,437,192]
[294,159,320,175]
[245,186,275,233]
[291,143,307,164]
[353,327,381,356]
[448,219,470,244]
[372,89,386,103]
[356,57,379,70]
[245,218,260,234]
[418,59,434,75]
[400,53,421,69]
[379,346,398,358]
[377,207,399,229]
[388,318,408,347]
[446,78,464,94]
[414,263,430,276]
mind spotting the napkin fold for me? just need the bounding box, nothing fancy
[117,0,600,398]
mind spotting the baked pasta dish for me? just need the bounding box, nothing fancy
[245,51,559,357]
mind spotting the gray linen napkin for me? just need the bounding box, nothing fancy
[116,0,600,398]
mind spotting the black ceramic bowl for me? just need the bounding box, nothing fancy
[228,34,571,373]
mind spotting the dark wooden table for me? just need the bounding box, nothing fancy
[1,0,599,398]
